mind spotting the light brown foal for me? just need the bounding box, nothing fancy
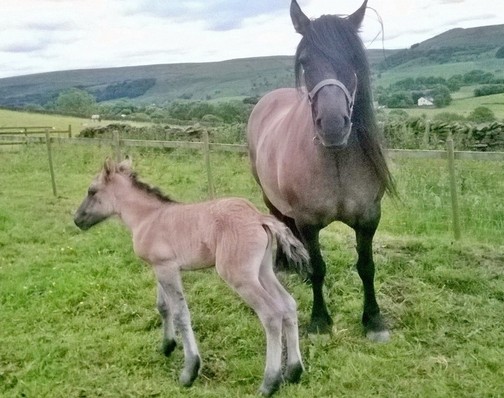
[74,158,309,396]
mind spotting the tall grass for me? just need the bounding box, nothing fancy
[1,144,503,397]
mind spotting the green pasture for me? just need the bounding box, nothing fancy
[0,109,151,136]
[1,143,503,397]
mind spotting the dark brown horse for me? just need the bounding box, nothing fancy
[247,0,396,341]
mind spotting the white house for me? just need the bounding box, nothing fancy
[417,97,434,107]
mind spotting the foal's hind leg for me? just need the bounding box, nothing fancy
[217,257,284,396]
[156,283,176,356]
[259,261,303,384]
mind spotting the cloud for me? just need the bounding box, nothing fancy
[127,0,285,31]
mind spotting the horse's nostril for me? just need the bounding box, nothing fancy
[315,118,323,129]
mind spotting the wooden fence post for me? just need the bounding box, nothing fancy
[446,133,461,240]
[202,129,215,199]
[45,130,57,197]
[113,130,122,162]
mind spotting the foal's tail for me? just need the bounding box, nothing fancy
[261,216,311,276]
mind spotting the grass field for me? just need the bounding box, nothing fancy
[1,143,503,397]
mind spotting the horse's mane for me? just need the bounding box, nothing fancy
[129,171,176,203]
[294,14,397,197]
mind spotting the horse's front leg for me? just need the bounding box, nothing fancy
[355,225,390,342]
[154,265,201,387]
[299,225,333,334]
[156,283,176,356]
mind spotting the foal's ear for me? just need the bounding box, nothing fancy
[347,0,367,28]
[103,157,116,180]
[290,0,311,35]
[117,156,132,174]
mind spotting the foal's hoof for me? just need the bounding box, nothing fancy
[162,339,177,357]
[259,371,282,397]
[284,362,303,384]
[179,356,201,387]
[366,330,390,343]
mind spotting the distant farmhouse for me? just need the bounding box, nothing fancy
[418,96,434,107]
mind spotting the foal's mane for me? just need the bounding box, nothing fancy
[294,13,397,197]
[128,171,175,203]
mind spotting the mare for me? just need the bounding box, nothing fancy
[247,0,396,341]
[74,158,310,397]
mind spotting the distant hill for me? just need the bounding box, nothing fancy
[380,24,504,69]
[0,24,502,109]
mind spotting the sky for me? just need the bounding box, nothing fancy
[1,0,502,79]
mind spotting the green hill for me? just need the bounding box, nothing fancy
[0,24,503,109]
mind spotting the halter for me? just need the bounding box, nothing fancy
[307,76,357,113]
[307,75,358,147]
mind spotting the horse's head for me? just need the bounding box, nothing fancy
[74,158,132,230]
[291,0,367,148]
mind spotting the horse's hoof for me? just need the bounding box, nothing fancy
[366,329,390,343]
[307,316,333,334]
[284,362,303,384]
[162,339,177,357]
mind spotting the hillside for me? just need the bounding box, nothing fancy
[0,24,502,109]
[0,50,394,108]
[380,24,504,70]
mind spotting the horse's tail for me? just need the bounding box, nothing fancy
[261,215,311,277]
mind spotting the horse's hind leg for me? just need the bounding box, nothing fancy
[154,265,201,387]
[156,283,176,356]
[355,225,390,342]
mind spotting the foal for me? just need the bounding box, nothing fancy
[74,158,309,396]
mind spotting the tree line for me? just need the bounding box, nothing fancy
[376,69,504,109]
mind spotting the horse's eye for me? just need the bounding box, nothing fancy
[88,188,97,196]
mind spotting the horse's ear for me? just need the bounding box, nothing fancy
[118,156,132,174]
[290,0,311,35]
[347,0,367,28]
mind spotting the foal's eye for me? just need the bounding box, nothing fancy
[88,188,97,196]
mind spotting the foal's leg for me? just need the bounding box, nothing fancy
[156,283,176,356]
[298,224,333,334]
[259,261,303,384]
[217,258,284,397]
[354,225,390,342]
[154,265,201,387]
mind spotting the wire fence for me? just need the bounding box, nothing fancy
[1,127,503,243]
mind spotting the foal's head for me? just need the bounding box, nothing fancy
[291,0,368,148]
[74,158,133,230]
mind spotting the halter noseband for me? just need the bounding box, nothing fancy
[307,76,357,147]
[307,76,357,113]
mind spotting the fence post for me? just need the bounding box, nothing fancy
[202,129,215,199]
[68,124,72,138]
[446,133,461,240]
[113,130,122,162]
[45,130,57,197]
[422,118,430,149]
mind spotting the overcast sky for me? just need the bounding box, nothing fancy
[1,0,502,79]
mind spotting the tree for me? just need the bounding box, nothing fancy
[55,88,96,116]
[431,85,452,108]
[467,107,496,123]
